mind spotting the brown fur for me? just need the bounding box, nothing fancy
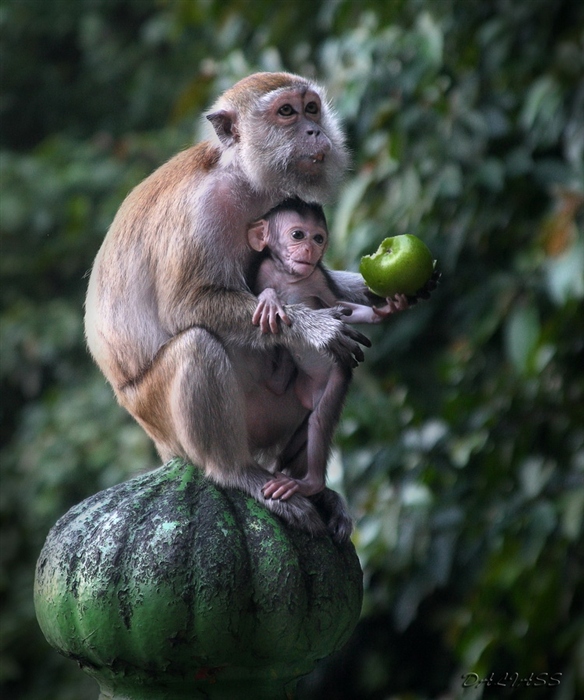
[85,72,368,540]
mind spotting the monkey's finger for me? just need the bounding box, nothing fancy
[331,310,372,349]
[252,305,263,326]
[331,339,364,368]
[269,309,280,334]
[373,305,391,317]
[258,312,268,333]
[262,474,283,492]
[381,299,401,314]
[278,485,300,500]
[330,306,350,321]
[270,481,299,500]
[394,293,409,310]
[262,477,295,499]
[277,306,292,326]
[259,308,275,334]
[342,325,372,349]
[338,332,368,366]
[262,483,278,498]
[352,342,366,365]
[408,267,442,304]
[253,301,272,328]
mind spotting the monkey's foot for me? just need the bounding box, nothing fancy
[263,492,328,537]
[228,465,327,538]
[262,473,300,500]
[263,473,325,501]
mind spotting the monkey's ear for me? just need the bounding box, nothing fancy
[247,220,269,252]
[206,109,239,145]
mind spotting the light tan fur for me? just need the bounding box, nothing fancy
[85,72,367,540]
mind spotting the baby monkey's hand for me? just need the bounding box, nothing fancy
[252,288,292,334]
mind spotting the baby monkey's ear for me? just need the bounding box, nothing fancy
[247,219,270,252]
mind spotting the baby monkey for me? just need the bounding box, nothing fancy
[247,199,408,502]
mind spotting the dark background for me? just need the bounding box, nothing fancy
[1,0,583,698]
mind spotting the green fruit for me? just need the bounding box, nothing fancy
[359,234,434,297]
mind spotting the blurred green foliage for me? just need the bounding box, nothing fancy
[1,0,583,698]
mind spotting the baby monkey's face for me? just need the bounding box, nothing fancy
[273,211,328,279]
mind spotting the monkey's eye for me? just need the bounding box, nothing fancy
[291,230,306,240]
[314,234,325,245]
[278,104,296,117]
[305,101,319,115]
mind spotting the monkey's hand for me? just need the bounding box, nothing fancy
[248,302,370,368]
[338,294,409,324]
[405,267,442,305]
[371,293,410,320]
[324,306,372,368]
[336,302,379,324]
[253,288,292,334]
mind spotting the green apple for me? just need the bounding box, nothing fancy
[359,234,434,297]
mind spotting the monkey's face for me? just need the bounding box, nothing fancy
[241,83,349,201]
[272,211,328,280]
[263,89,331,174]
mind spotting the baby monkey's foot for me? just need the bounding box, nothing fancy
[262,473,300,501]
[263,473,324,501]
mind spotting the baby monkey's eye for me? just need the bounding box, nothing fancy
[291,230,306,240]
[314,234,325,245]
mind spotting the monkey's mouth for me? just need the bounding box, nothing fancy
[297,153,326,173]
[292,259,315,270]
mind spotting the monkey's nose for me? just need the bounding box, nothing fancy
[306,129,321,137]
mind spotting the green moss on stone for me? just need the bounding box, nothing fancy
[35,459,363,699]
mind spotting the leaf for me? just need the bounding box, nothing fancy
[544,239,584,304]
[560,488,584,541]
[416,12,443,66]
[504,303,541,376]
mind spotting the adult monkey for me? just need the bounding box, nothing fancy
[85,72,371,541]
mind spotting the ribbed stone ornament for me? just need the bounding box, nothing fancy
[34,459,363,699]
